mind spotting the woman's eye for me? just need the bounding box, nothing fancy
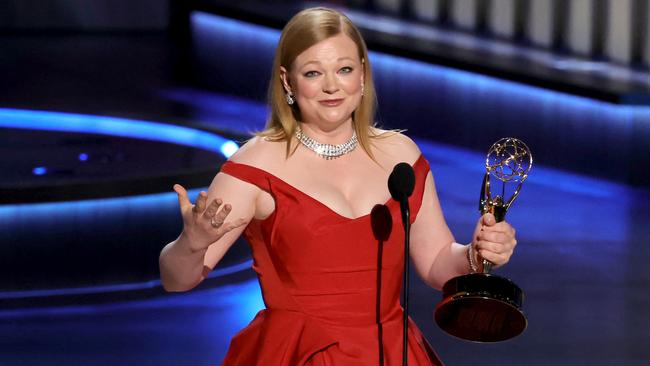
[339,67,353,74]
[304,71,320,77]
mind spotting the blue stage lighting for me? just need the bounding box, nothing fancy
[0,110,252,301]
[220,140,239,158]
[0,108,239,157]
[32,167,47,175]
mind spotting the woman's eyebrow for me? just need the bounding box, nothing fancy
[300,57,356,68]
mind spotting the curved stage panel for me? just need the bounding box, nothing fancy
[0,109,252,305]
[0,108,240,203]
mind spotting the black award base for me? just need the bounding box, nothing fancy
[434,273,526,342]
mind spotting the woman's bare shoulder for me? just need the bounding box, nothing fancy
[370,128,421,165]
[227,135,286,168]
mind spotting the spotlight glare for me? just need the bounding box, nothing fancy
[220,141,239,158]
[32,167,47,175]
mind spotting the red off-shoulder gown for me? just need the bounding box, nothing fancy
[219,154,442,365]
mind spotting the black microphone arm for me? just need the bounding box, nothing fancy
[388,162,415,366]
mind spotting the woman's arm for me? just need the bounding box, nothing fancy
[408,171,465,290]
[159,172,258,292]
[409,170,518,290]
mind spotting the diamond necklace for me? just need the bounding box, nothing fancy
[295,127,358,160]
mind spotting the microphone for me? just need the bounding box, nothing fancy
[388,162,416,224]
[388,162,415,366]
[388,162,415,199]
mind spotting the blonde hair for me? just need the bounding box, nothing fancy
[259,7,379,158]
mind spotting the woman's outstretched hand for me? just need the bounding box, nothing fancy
[173,184,249,253]
[471,213,517,269]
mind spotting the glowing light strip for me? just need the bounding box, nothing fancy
[0,278,264,320]
[0,260,253,300]
[0,108,240,158]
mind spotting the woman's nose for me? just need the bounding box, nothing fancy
[322,73,339,94]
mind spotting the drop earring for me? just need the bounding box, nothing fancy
[286,91,295,105]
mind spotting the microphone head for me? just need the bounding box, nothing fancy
[388,162,415,201]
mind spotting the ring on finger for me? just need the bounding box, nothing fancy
[210,217,222,228]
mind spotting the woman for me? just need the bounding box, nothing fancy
[159,7,517,365]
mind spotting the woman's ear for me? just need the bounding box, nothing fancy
[280,66,292,94]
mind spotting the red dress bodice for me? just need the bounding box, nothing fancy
[219,155,442,365]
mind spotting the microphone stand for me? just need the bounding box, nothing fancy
[388,162,415,366]
[400,199,410,366]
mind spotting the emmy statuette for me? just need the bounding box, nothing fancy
[434,138,532,342]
